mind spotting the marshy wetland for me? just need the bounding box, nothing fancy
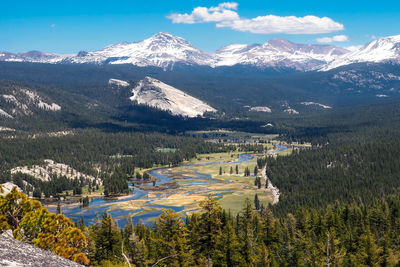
[49,132,305,226]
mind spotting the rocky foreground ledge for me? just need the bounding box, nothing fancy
[0,231,83,267]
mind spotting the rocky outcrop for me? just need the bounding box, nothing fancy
[0,231,83,267]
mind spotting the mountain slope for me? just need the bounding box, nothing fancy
[0,33,351,71]
[213,38,349,70]
[130,76,216,117]
[322,35,400,70]
[66,32,212,68]
[0,51,70,63]
[3,33,400,72]
[0,83,61,119]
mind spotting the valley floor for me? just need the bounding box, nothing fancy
[49,140,299,226]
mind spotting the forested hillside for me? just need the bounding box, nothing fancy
[0,130,230,198]
[0,61,399,117]
[267,139,400,214]
[261,99,400,215]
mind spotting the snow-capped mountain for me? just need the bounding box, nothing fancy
[130,76,216,117]
[66,32,212,68]
[0,51,70,63]
[2,32,400,71]
[213,38,349,70]
[322,35,400,70]
[0,32,349,70]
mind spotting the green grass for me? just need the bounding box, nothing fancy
[218,190,272,214]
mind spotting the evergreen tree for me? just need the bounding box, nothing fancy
[153,209,193,266]
[89,212,122,264]
[254,194,260,210]
[198,196,222,260]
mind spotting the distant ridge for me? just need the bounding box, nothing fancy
[1,33,400,71]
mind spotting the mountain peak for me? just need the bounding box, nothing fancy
[152,32,178,39]
[268,38,294,45]
[322,34,400,71]
[147,32,187,43]
[3,33,400,71]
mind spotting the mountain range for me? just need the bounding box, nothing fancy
[2,32,400,71]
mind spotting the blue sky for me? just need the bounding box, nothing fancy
[2,0,400,53]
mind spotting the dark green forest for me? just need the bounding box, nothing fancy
[1,61,400,265]
[2,190,400,266]
[0,130,231,197]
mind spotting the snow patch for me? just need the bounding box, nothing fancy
[322,35,400,71]
[212,38,349,70]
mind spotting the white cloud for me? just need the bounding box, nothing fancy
[168,2,344,34]
[217,2,238,10]
[316,35,348,43]
[218,15,344,34]
[168,2,239,24]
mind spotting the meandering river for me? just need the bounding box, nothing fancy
[48,143,288,227]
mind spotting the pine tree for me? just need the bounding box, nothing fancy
[198,195,222,259]
[89,212,122,264]
[57,201,61,214]
[153,209,193,266]
[254,166,258,176]
[214,221,243,266]
[254,194,260,210]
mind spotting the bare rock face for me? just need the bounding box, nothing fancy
[0,231,83,267]
[130,76,216,117]
[0,86,61,120]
